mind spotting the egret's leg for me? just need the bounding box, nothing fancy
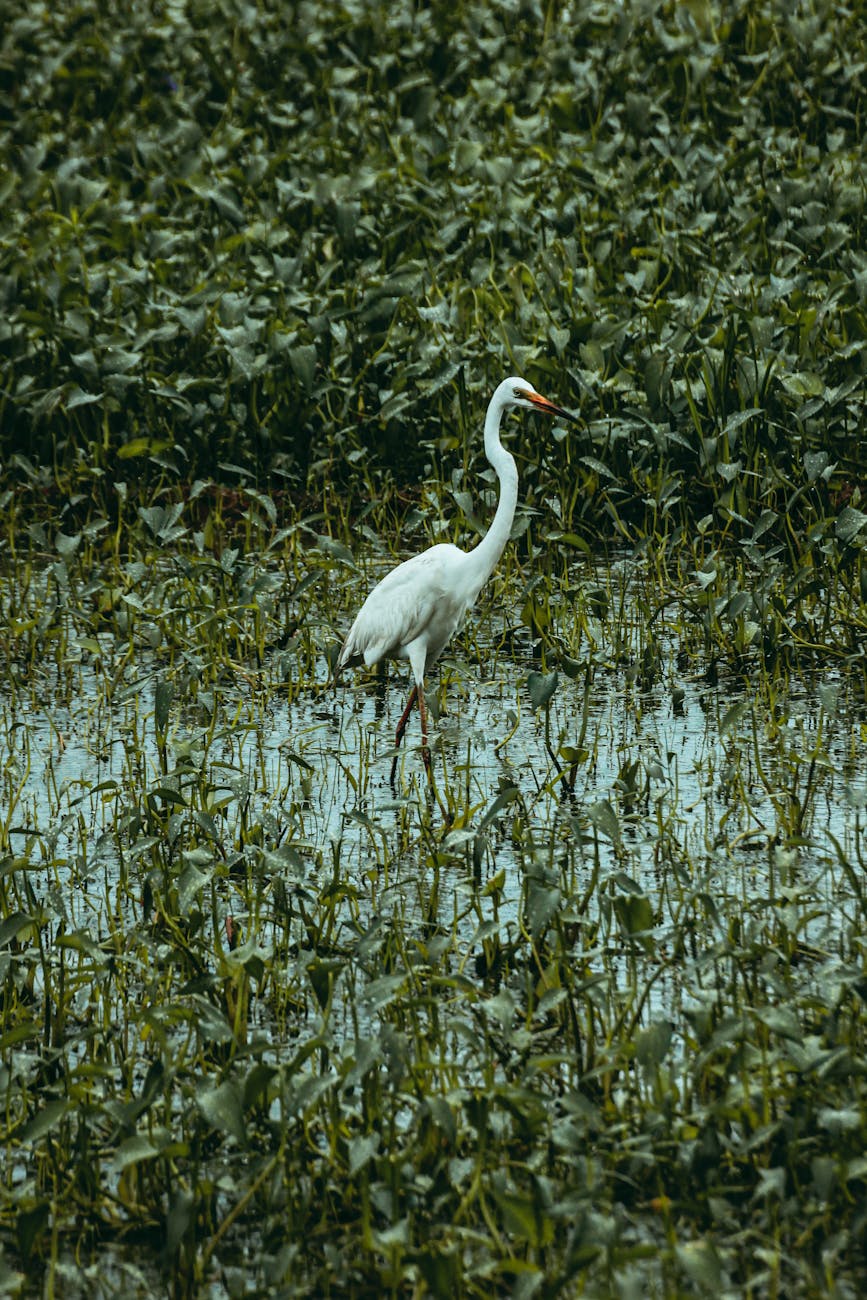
[394,685,418,749]
[417,682,431,775]
[390,685,419,785]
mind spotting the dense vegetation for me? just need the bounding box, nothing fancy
[2,0,864,526]
[1,0,867,1296]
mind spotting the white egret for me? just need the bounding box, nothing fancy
[336,376,577,781]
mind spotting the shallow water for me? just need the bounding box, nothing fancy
[3,559,866,1299]
[5,579,862,958]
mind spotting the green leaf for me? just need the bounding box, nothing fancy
[480,784,519,829]
[155,679,174,734]
[720,698,749,737]
[613,892,654,938]
[525,876,561,939]
[676,1239,723,1290]
[836,506,867,545]
[527,670,558,710]
[635,1019,674,1069]
[588,799,621,844]
[315,535,355,566]
[109,1136,160,1174]
[198,1081,247,1147]
[0,912,35,947]
[20,1100,70,1143]
[65,384,102,410]
[55,532,81,559]
[289,344,317,393]
[348,1132,380,1175]
[780,371,824,398]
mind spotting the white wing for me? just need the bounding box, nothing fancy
[337,544,469,673]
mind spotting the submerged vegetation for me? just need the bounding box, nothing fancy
[1,0,866,1295]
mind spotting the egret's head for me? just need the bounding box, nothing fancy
[498,376,576,422]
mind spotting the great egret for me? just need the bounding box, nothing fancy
[336,376,577,781]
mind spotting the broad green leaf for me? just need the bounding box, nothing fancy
[836,506,867,544]
[109,1136,160,1174]
[21,1100,71,1143]
[289,344,317,393]
[198,1081,246,1146]
[65,385,102,409]
[588,799,621,844]
[527,670,558,710]
[348,1132,380,1175]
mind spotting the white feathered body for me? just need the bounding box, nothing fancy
[336,543,479,682]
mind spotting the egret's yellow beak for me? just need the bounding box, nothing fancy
[518,389,578,422]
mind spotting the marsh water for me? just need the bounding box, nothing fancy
[5,553,862,994]
[3,549,867,1298]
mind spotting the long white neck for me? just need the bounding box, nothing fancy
[463,395,518,601]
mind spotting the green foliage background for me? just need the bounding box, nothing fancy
[2,0,864,534]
